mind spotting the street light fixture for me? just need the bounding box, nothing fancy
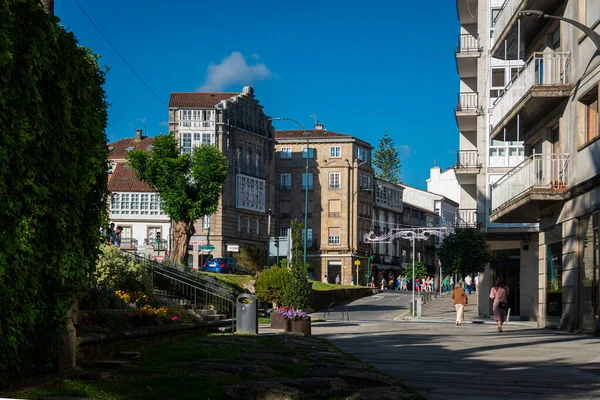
[519,10,600,52]
[269,117,309,265]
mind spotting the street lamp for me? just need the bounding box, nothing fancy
[519,10,600,52]
[269,117,309,265]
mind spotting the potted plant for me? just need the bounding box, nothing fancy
[279,307,311,336]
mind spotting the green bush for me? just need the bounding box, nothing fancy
[255,266,291,306]
[79,286,129,310]
[282,262,312,312]
[94,245,152,292]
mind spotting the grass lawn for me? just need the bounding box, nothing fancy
[198,271,255,289]
[309,280,362,291]
[15,333,412,400]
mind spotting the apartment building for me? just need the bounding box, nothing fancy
[273,124,374,285]
[107,129,171,254]
[168,87,275,269]
[484,0,600,334]
[455,0,539,321]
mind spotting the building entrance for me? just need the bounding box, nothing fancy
[490,253,520,317]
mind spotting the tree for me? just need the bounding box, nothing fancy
[290,218,304,267]
[282,262,312,311]
[128,134,228,264]
[373,131,402,183]
[255,265,291,307]
[404,262,428,282]
[438,228,492,276]
[0,0,108,386]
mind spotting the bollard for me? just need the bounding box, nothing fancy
[417,297,422,318]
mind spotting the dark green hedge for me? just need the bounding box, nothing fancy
[0,0,109,386]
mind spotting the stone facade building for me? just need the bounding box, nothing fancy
[168,87,275,269]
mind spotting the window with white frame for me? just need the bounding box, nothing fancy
[302,173,313,190]
[179,109,214,128]
[140,194,149,214]
[147,226,161,243]
[330,146,341,158]
[111,193,166,216]
[235,175,266,212]
[201,215,210,229]
[328,227,341,245]
[279,227,289,237]
[356,147,369,162]
[302,147,315,159]
[238,216,242,232]
[130,194,139,214]
[182,132,192,154]
[280,147,292,159]
[329,172,341,189]
[280,173,291,189]
[247,217,251,233]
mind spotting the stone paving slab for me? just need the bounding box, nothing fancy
[313,320,600,400]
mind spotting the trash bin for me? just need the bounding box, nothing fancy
[236,294,258,334]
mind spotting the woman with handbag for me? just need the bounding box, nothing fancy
[490,277,509,332]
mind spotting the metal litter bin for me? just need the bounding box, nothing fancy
[236,294,258,334]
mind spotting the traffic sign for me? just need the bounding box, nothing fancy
[198,244,215,251]
[354,260,361,265]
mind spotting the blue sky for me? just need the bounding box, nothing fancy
[56,0,459,189]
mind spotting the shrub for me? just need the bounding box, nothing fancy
[79,286,129,310]
[94,245,152,292]
[282,262,312,312]
[255,266,291,306]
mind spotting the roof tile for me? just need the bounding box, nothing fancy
[169,92,240,108]
[108,163,154,193]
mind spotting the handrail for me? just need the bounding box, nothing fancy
[121,251,236,331]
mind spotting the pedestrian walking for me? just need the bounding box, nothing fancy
[350,275,355,286]
[474,274,479,292]
[113,226,123,248]
[452,284,468,326]
[443,276,449,293]
[464,274,472,295]
[335,274,341,285]
[323,275,328,283]
[490,277,509,332]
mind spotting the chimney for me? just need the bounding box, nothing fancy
[135,129,143,141]
[41,0,54,15]
[314,121,325,130]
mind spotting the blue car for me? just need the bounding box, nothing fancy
[202,257,239,274]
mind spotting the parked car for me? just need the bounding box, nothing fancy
[202,257,239,274]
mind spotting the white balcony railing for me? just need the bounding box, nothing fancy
[492,51,570,127]
[491,0,523,46]
[491,153,570,211]
[456,150,480,168]
[456,92,479,112]
[457,34,480,52]
[489,145,525,168]
[456,209,477,228]
[179,120,215,129]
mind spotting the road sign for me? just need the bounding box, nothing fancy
[198,244,215,251]
[226,244,239,252]
[189,235,208,245]
[354,260,361,265]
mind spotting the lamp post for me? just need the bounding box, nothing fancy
[519,10,600,52]
[269,117,309,265]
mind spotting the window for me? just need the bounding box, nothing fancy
[140,194,149,214]
[302,228,313,248]
[125,146,135,151]
[110,193,120,214]
[202,215,210,229]
[280,200,291,218]
[255,153,261,175]
[329,199,341,217]
[182,133,192,154]
[579,87,600,147]
[256,219,260,235]
[235,175,266,212]
[279,228,289,237]
[130,194,139,214]
[330,146,341,158]
[238,216,242,232]
[356,147,369,161]
[359,174,371,190]
[587,0,600,26]
[329,172,341,189]
[302,147,314,159]
[247,217,251,233]
[147,226,161,243]
[328,227,341,245]
[280,147,292,159]
[120,194,130,213]
[491,7,501,28]
[280,173,291,189]
[302,173,313,190]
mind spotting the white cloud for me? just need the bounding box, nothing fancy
[198,52,272,92]
[398,145,415,159]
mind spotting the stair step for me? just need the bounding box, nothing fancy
[93,360,131,369]
[118,351,141,359]
[73,371,111,381]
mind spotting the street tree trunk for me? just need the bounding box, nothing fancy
[171,220,194,265]
[41,0,54,15]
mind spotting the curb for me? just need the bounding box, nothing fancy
[397,317,538,326]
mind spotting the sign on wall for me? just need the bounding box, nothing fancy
[226,244,240,253]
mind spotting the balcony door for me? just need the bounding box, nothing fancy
[551,125,565,187]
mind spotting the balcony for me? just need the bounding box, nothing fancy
[490,153,570,223]
[455,92,479,132]
[456,0,478,25]
[455,34,481,79]
[456,209,477,228]
[120,237,138,250]
[489,144,525,168]
[454,150,481,183]
[491,0,564,59]
[491,52,570,138]
[143,238,168,251]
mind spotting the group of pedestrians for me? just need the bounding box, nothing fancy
[105,223,122,247]
[452,276,510,332]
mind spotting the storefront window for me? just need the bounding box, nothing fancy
[546,242,563,321]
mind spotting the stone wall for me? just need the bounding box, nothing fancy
[311,288,375,311]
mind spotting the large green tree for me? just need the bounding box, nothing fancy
[373,131,402,183]
[128,133,228,264]
[438,228,492,276]
[0,0,109,385]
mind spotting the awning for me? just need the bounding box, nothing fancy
[374,263,403,271]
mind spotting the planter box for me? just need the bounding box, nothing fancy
[284,318,311,336]
[270,312,287,329]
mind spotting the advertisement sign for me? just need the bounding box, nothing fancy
[226,244,239,252]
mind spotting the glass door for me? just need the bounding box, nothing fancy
[546,242,563,326]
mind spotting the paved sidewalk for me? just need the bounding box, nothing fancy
[312,321,600,399]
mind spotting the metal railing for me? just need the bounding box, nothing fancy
[491,153,570,211]
[457,33,480,52]
[122,251,237,331]
[491,0,522,46]
[119,237,138,250]
[492,51,570,126]
[456,92,479,112]
[143,238,168,251]
[456,209,477,228]
[489,145,525,168]
[456,150,480,168]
